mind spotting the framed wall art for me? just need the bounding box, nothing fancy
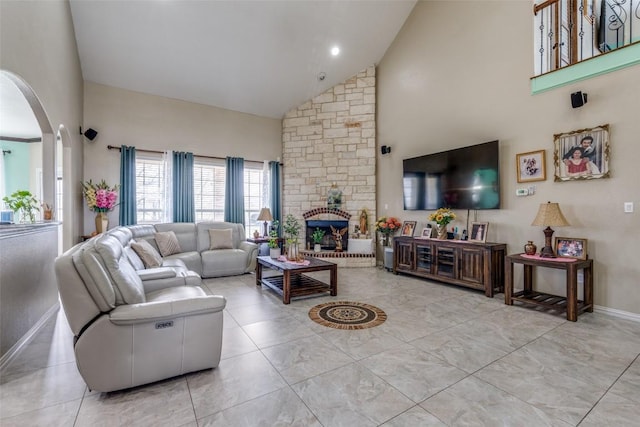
[554,124,610,182]
[554,237,588,260]
[516,149,546,183]
[401,221,417,237]
[469,222,488,243]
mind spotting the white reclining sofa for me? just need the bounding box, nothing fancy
[54,222,254,392]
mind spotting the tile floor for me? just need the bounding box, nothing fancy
[1,267,639,426]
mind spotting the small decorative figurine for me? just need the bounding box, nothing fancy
[359,208,368,236]
[330,225,348,252]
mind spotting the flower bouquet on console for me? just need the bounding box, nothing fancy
[82,179,119,234]
[375,216,401,246]
[428,207,456,239]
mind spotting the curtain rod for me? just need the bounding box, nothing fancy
[106,145,278,165]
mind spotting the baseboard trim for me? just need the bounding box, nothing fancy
[0,302,60,372]
[594,305,640,323]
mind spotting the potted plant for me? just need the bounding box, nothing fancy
[282,214,302,260]
[311,227,325,252]
[2,190,40,223]
[267,220,280,258]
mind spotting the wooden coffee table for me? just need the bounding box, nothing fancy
[256,256,337,304]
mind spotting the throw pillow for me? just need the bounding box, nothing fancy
[208,228,233,250]
[155,231,182,257]
[131,239,163,268]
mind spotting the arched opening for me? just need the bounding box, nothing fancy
[0,70,55,217]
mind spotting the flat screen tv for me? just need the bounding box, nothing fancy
[402,140,500,211]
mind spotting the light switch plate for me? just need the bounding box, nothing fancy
[624,202,633,213]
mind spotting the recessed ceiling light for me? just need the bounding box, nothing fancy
[331,46,340,56]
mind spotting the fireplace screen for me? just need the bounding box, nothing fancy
[306,220,348,251]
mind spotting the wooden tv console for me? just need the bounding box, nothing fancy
[393,237,506,297]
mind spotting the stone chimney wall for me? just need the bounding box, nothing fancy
[282,66,377,237]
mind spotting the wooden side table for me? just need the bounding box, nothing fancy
[247,237,283,256]
[505,253,593,321]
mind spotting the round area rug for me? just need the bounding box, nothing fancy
[308,301,387,330]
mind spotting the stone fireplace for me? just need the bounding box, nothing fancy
[281,66,377,268]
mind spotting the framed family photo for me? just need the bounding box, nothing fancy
[516,149,546,183]
[554,237,588,260]
[417,227,432,239]
[401,221,417,237]
[554,124,610,182]
[469,222,488,243]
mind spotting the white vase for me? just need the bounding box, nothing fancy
[270,247,281,259]
[314,243,321,252]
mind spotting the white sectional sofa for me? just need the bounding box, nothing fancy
[127,221,258,278]
[53,221,257,392]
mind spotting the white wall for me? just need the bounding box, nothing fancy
[83,82,282,233]
[0,0,84,247]
[377,0,640,315]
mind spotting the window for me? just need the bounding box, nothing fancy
[244,166,264,237]
[135,156,165,224]
[135,155,266,232]
[193,160,225,222]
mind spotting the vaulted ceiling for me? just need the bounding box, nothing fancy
[2,1,416,139]
[69,0,417,119]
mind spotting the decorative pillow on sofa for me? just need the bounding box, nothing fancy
[131,239,163,268]
[155,231,182,257]
[208,228,233,250]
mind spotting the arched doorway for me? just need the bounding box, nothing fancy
[1,70,78,252]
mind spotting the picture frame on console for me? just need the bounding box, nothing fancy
[417,227,432,239]
[516,149,546,183]
[554,124,610,182]
[401,221,417,237]
[469,222,488,243]
[554,237,588,260]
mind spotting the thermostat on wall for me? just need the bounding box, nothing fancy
[516,188,529,196]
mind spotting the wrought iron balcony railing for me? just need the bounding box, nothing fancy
[533,0,639,76]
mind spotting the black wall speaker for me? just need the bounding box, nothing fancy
[381,145,391,155]
[571,91,588,108]
[83,128,98,141]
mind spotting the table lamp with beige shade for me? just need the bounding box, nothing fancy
[257,207,273,237]
[531,202,570,258]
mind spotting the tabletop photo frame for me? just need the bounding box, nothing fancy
[417,227,432,239]
[469,222,488,243]
[554,237,588,260]
[401,221,417,237]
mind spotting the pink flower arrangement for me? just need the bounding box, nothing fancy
[82,180,119,212]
